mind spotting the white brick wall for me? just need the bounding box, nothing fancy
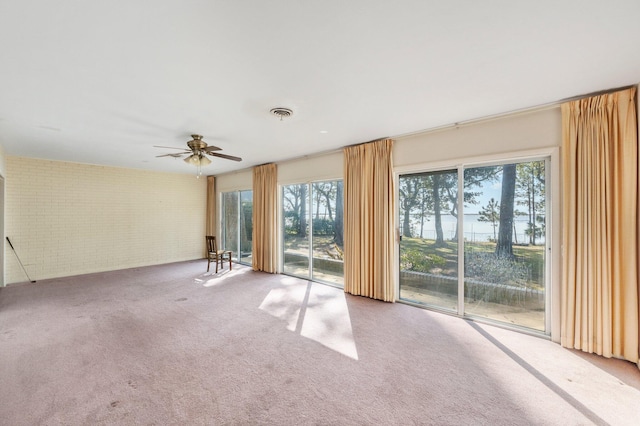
[4,157,207,284]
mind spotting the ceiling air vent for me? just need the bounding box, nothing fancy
[270,107,293,121]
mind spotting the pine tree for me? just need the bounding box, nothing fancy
[478,197,500,241]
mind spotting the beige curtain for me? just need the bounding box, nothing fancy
[343,139,396,302]
[252,163,278,273]
[206,176,216,237]
[561,87,639,364]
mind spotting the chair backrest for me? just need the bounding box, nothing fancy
[206,235,217,253]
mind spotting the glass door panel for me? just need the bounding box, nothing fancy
[399,170,459,311]
[463,161,546,330]
[311,181,344,286]
[283,184,310,277]
[239,190,253,265]
[222,192,239,260]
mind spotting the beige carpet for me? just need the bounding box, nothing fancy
[1,261,639,425]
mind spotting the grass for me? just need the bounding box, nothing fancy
[400,237,545,284]
[284,234,343,259]
[284,234,546,287]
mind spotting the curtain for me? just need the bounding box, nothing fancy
[252,163,278,273]
[206,176,216,237]
[561,87,639,364]
[343,139,396,302]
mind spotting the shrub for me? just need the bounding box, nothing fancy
[464,251,529,287]
[400,249,446,273]
[312,218,334,235]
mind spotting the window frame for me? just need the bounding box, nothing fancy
[220,189,253,266]
[394,147,559,338]
[280,179,345,288]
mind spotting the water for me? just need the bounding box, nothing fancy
[409,213,545,244]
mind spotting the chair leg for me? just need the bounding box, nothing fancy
[215,256,219,273]
[207,257,211,272]
[229,253,232,270]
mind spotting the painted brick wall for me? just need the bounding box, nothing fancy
[5,157,207,284]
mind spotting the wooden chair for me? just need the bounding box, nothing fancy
[206,236,232,273]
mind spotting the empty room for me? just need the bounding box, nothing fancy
[1,1,640,425]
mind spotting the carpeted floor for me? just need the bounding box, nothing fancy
[1,261,639,425]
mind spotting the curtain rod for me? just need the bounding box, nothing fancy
[395,83,637,140]
[558,84,636,103]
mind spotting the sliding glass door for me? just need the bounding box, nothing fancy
[239,190,253,264]
[222,192,238,259]
[283,184,310,277]
[282,180,344,286]
[398,170,459,312]
[221,190,253,265]
[399,159,548,332]
[462,162,546,329]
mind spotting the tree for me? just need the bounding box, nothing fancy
[334,181,344,246]
[223,192,239,247]
[478,197,500,241]
[515,161,545,245]
[299,185,307,237]
[283,184,308,237]
[312,181,344,246]
[432,174,445,245]
[313,182,336,221]
[399,176,427,238]
[240,192,253,254]
[496,164,517,257]
[440,167,500,241]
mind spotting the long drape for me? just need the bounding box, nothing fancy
[206,176,215,237]
[561,87,639,364]
[343,139,396,302]
[252,163,278,273]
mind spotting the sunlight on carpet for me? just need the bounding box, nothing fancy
[196,267,251,287]
[259,279,358,360]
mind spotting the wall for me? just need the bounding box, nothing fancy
[0,144,5,286]
[0,143,6,177]
[5,157,207,284]
[277,151,343,184]
[217,107,561,188]
[394,107,561,167]
[216,151,343,193]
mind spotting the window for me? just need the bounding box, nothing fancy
[282,180,344,286]
[221,190,253,265]
[399,159,548,332]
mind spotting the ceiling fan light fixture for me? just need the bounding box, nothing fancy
[184,154,199,165]
[199,155,211,166]
[183,153,212,178]
[184,154,212,165]
[155,134,241,179]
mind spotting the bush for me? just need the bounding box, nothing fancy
[312,218,334,235]
[400,249,446,273]
[464,251,529,287]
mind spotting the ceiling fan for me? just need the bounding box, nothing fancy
[155,134,242,176]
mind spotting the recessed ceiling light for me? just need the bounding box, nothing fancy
[319,130,328,134]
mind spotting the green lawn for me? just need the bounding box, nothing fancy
[400,237,545,284]
[284,234,545,287]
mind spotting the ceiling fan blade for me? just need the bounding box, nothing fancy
[203,145,222,152]
[153,145,189,150]
[209,152,242,162]
[156,153,184,158]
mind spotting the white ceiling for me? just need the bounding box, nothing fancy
[1,1,640,176]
